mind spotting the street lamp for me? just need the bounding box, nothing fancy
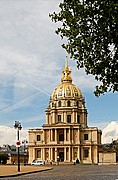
[22,139,28,166]
[14,121,22,172]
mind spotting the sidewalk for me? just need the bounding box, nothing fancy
[0,165,52,178]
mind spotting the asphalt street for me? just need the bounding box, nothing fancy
[3,164,118,180]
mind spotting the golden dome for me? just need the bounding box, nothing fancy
[51,56,82,99]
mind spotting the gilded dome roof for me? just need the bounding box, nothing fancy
[51,56,82,99]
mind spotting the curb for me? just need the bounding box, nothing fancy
[0,167,53,178]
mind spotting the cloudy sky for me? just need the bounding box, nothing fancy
[0,0,117,146]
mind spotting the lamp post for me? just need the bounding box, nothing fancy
[22,139,28,166]
[14,121,22,172]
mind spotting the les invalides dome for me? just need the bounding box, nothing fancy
[51,56,82,100]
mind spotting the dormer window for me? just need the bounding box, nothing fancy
[58,90,62,96]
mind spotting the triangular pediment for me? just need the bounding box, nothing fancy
[43,121,68,128]
[54,121,68,126]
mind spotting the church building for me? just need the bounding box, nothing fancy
[28,57,102,164]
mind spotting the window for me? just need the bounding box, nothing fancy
[77,115,80,123]
[37,149,41,158]
[37,135,41,141]
[59,134,64,141]
[58,101,61,107]
[67,100,70,107]
[58,115,61,122]
[84,149,89,158]
[84,134,88,140]
[67,115,71,123]
[58,90,62,96]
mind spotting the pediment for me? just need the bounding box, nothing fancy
[54,121,68,125]
[43,121,69,128]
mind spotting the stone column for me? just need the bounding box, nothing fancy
[33,148,35,160]
[72,128,73,143]
[43,148,45,161]
[69,128,70,142]
[51,129,53,141]
[69,147,71,161]
[64,147,66,161]
[64,112,66,123]
[46,113,49,124]
[55,148,57,162]
[55,129,57,143]
[64,128,66,142]
[72,110,75,123]
[89,147,92,163]
[78,128,80,144]
[44,130,46,144]
[51,148,53,160]
[75,111,77,123]
[52,110,56,123]
[41,148,43,160]
[49,148,51,161]
[78,147,80,160]
[62,111,64,122]
[81,147,83,162]
[72,147,74,161]
[49,130,51,142]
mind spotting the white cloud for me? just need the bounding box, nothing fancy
[0,0,117,148]
[0,125,28,146]
[102,121,118,143]
[0,0,98,96]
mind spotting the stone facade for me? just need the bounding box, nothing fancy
[28,57,102,164]
[99,151,116,165]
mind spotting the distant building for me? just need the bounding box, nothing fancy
[28,57,103,164]
[0,144,28,164]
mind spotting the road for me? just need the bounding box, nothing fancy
[4,164,118,180]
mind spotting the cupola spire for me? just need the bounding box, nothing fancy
[65,54,68,69]
[61,55,72,83]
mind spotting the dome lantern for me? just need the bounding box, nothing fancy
[51,56,83,100]
[61,55,72,83]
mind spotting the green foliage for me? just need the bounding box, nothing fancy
[0,153,9,164]
[50,0,118,96]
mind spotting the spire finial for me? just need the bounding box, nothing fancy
[65,54,68,69]
[61,54,72,83]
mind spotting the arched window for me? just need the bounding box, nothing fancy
[67,100,70,107]
[58,101,61,107]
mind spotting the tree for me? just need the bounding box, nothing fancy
[0,153,9,164]
[50,0,118,96]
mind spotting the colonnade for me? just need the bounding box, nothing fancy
[43,128,80,144]
[46,109,87,127]
[32,146,81,162]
